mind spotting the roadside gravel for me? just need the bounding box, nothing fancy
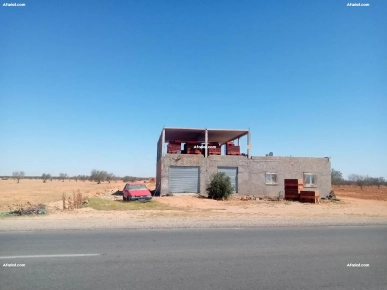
[2,195,387,232]
[1,215,387,232]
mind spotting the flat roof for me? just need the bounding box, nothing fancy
[161,127,249,144]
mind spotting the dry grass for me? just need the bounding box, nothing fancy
[0,179,156,211]
[88,198,172,211]
[62,190,85,210]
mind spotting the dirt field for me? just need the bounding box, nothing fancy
[0,178,155,211]
[332,185,387,201]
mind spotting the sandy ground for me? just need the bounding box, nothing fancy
[0,178,155,211]
[1,180,387,231]
[331,185,387,201]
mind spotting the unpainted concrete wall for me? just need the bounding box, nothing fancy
[159,155,331,197]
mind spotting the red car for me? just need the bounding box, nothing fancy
[123,182,152,201]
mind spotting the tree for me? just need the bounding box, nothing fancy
[59,173,68,182]
[207,172,234,200]
[378,177,386,188]
[42,173,51,183]
[90,170,108,184]
[368,177,386,188]
[106,173,115,183]
[12,171,25,183]
[80,175,89,182]
[348,174,366,189]
[331,169,344,185]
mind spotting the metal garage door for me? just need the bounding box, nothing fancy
[169,166,200,193]
[218,167,238,193]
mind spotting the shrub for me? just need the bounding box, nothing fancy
[207,172,233,200]
[90,170,108,184]
[122,176,136,182]
[42,173,51,183]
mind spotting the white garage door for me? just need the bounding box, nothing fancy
[169,166,200,193]
[217,167,238,193]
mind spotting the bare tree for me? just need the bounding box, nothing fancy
[12,171,25,183]
[59,173,68,182]
[79,175,89,182]
[106,173,115,183]
[378,177,386,188]
[367,177,386,188]
[348,174,367,189]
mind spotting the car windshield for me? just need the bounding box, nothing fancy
[128,184,148,190]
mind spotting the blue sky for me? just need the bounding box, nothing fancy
[1,0,386,178]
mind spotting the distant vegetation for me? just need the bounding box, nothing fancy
[77,175,89,182]
[12,171,25,183]
[59,173,68,182]
[331,169,386,189]
[122,176,140,182]
[90,170,113,184]
[2,171,151,184]
[41,173,51,183]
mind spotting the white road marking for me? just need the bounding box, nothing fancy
[0,254,100,259]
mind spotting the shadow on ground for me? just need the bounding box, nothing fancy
[111,190,159,197]
[108,189,161,198]
[111,190,123,196]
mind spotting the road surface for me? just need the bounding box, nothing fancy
[1,226,386,290]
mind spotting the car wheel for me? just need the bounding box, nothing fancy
[123,196,127,201]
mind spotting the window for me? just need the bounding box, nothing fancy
[303,173,317,187]
[265,173,278,185]
[127,184,148,190]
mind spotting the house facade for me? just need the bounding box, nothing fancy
[156,127,331,197]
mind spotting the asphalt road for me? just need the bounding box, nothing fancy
[0,226,386,290]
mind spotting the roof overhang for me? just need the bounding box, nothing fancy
[161,127,249,144]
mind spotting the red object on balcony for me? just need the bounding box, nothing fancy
[226,145,240,155]
[186,148,201,154]
[184,142,202,154]
[208,148,221,155]
[167,143,181,154]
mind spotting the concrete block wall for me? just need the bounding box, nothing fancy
[159,154,331,197]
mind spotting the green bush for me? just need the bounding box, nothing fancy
[207,172,234,200]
